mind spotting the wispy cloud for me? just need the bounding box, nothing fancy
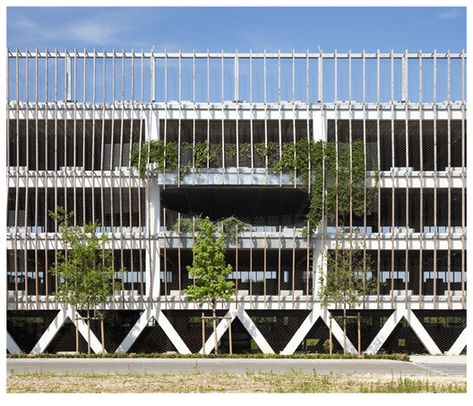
[67,20,130,46]
[434,8,465,22]
[412,7,465,27]
[9,15,130,47]
[8,8,173,49]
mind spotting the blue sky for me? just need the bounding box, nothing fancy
[7,7,466,52]
[6,6,466,103]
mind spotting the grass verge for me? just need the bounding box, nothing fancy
[7,371,466,393]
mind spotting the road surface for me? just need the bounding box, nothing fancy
[6,356,466,376]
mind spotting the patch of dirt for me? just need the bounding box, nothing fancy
[7,371,467,393]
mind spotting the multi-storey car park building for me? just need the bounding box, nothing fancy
[6,49,467,355]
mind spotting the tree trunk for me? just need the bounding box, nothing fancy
[87,307,91,355]
[212,299,218,355]
[329,315,333,355]
[100,317,105,355]
[357,312,361,356]
[343,302,347,355]
[201,312,206,355]
[75,311,79,354]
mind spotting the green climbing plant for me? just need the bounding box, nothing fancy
[130,140,178,178]
[173,214,251,242]
[270,139,375,233]
[131,138,377,234]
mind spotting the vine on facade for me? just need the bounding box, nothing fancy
[131,139,377,234]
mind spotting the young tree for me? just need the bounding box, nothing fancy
[319,235,373,354]
[316,141,376,354]
[184,217,235,354]
[49,208,118,354]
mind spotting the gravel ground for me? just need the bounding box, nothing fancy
[7,371,467,393]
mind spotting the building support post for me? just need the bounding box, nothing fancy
[145,109,161,299]
[146,181,160,299]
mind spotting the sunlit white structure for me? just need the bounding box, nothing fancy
[6,49,467,355]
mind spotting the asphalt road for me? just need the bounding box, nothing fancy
[6,357,466,376]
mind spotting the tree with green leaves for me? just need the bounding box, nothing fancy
[317,140,376,354]
[49,207,118,354]
[184,217,235,354]
[318,235,374,354]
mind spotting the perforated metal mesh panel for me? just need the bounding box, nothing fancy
[6,49,467,355]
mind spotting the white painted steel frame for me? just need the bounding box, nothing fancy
[364,305,442,355]
[281,307,357,354]
[6,49,467,355]
[30,304,104,354]
[9,303,464,355]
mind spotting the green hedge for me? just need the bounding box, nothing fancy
[7,353,410,361]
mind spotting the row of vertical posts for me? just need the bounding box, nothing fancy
[6,50,466,310]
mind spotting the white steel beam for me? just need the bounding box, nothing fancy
[8,50,465,59]
[155,309,191,354]
[9,296,467,312]
[7,232,466,252]
[30,305,103,354]
[115,307,150,353]
[364,308,402,354]
[30,307,68,354]
[321,310,357,354]
[115,304,191,354]
[281,307,356,354]
[7,169,467,190]
[446,328,467,355]
[7,331,22,354]
[201,304,274,354]
[404,309,442,355]
[200,305,238,355]
[281,307,322,354]
[365,306,442,355]
[401,51,408,102]
[146,181,161,298]
[237,306,274,354]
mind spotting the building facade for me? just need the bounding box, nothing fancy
[6,50,467,355]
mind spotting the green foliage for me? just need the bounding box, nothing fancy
[130,140,178,178]
[173,215,251,242]
[224,145,236,162]
[324,141,369,223]
[253,142,279,167]
[318,236,375,309]
[173,216,204,233]
[131,138,377,235]
[272,139,374,233]
[194,142,220,168]
[49,208,119,312]
[308,141,325,230]
[7,353,411,361]
[237,144,251,165]
[217,216,251,241]
[184,217,235,304]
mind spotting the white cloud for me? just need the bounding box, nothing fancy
[68,20,130,46]
[8,9,163,48]
[410,7,465,28]
[435,8,465,22]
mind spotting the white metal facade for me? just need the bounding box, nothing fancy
[6,50,467,355]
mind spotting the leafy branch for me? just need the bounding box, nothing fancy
[131,139,378,234]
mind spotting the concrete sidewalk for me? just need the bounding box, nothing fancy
[410,355,466,364]
[7,357,466,376]
[409,355,466,376]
